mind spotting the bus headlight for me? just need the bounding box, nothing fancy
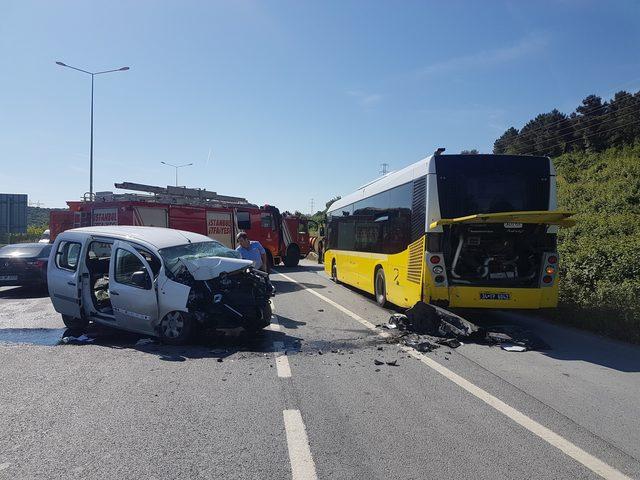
[432,265,444,274]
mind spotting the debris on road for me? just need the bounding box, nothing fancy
[61,334,95,345]
[135,338,155,346]
[374,359,384,365]
[380,302,549,353]
[385,360,399,366]
[501,344,527,352]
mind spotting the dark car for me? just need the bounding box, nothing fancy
[0,243,52,288]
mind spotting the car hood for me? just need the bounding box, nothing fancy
[179,256,253,280]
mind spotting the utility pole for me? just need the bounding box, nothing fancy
[380,163,389,175]
[309,198,315,215]
[56,61,130,199]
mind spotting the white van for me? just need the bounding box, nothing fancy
[48,226,273,344]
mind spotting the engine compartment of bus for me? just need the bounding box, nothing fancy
[439,223,556,287]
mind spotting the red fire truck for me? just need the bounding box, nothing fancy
[49,182,310,267]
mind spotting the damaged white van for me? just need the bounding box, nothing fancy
[48,226,273,344]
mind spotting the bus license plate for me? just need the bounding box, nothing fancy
[504,222,523,229]
[480,292,510,300]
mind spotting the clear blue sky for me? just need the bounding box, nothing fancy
[1,1,639,213]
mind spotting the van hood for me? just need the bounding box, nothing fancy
[179,256,253,280]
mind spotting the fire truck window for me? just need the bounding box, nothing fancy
[298,222,308,234]
[237,211,251,230]
[261,214,274,229]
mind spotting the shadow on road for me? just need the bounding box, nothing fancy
[271,279,327,295]
[0,322,304,362]
[0,286,49,299]
[457,309,640,373]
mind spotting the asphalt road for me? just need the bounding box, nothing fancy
[1,259,640,479]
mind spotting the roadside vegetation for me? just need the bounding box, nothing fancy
[494,90,640,343]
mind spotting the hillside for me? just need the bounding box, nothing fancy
[552,144,640,341]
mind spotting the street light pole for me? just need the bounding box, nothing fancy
[160,162,194,186]
[56,61,130,200]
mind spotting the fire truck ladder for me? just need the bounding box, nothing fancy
[114,182,253,207]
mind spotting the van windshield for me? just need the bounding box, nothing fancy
[159,241,241,276]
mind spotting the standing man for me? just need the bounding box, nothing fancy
[236,232,269,273]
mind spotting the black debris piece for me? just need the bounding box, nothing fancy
[436,338,461,349]
[377,346,384,351]
[375,368,381,372]
[386,360,399,366]
[374,359,384,366]
[217,358,223,363]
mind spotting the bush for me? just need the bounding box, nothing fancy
[555,143,640,342]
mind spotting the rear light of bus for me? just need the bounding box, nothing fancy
[432,265,443,274]
[429,255,441,264]
[545,266,556,275]
[547,255,558,264]
[542,275,553,284]
[434,275,445,284]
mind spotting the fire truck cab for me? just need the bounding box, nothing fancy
[49,182,310,268]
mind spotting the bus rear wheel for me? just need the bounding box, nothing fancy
[374,268,387,307]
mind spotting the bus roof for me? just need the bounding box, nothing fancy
[328,153,552,214]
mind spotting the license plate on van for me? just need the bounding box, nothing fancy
[0,275,18,281]
[480,292,510,300]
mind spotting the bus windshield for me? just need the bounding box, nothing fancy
[435,155,550,219]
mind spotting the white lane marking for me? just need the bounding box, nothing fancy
[275,272,632,480]
[283,409,318,480]
[271,298,277,312]
[273,341,291,378]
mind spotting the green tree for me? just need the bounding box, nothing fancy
[460,149,479,154]
[493,127,519,154]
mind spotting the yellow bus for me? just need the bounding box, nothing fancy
[323,150,574,309]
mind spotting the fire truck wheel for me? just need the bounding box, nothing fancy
[159,311,193,345]
[374,268,387,307]
[284,245,300,267]
[62,314,89,330]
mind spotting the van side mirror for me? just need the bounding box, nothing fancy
[131,270,151,289]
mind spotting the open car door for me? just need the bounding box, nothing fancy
[109,241,158,335]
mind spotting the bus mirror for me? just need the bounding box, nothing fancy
[319,227,325,236]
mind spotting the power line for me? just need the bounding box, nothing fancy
[523,117,640,157]
[516,100,639,143]
[518,108,640,155]
[498,79,640,142]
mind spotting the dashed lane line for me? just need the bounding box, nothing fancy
[273,341,292,378]
[283,409,318,480]
[274,271,633,480]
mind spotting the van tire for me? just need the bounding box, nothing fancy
[284,245,300,267]
[159,311,193,345]
[374,268,387,307]
[62,314,89,330]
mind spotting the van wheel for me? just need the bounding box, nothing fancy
[62,314,89,330]
[331,260,339,283]
[159,311,192,345]
[374,268,387,307]
[284,245,300,267]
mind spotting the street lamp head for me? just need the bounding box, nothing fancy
[119,67,130,71]
[55,61,67,66]
[160,161,167,165]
